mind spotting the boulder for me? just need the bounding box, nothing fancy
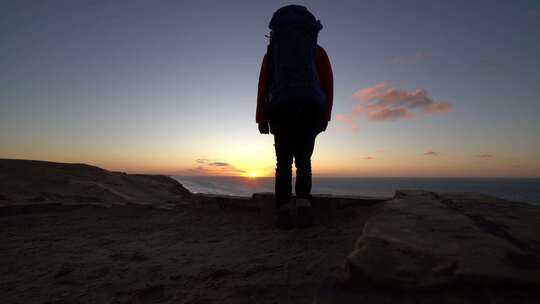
[344,190,540,289]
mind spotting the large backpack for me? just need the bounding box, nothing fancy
[265,5,327,125]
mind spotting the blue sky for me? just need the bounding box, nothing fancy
[1,0,539,177]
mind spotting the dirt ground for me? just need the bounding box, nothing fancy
[0,202,379,304]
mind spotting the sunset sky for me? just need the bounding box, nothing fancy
[1,0,539,177]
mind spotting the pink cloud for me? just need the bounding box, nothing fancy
[362,156,375,160]
[335,114,358,130]
[353,105,365,114]
[366,107,414,121]
[352,82,386,100]
[350,83,453,121]
[424,102,453,113]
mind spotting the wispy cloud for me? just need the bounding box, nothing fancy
[335,114,358,130]
[364,107,415,121]
[208,162,229,167]
[187,159,246,175]
[354,83,453,117]
[336,83,453,128]
[476,154,493,158]
[424,151,441,156]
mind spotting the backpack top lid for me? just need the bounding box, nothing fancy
[269,5,322,31]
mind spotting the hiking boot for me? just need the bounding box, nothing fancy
[295,198,313,228]
[274,203,294,230]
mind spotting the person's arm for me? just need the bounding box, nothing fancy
[256,54,269,132]
[316,46,333,122]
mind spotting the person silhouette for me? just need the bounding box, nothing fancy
[256,5,333,229]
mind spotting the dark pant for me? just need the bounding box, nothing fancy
[273,128,318,208]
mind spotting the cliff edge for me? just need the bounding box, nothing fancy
[0,159,191,208]
[1,160,539,303]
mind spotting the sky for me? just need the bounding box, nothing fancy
[1,0,539,177]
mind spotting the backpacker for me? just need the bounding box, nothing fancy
[265,5,328,124]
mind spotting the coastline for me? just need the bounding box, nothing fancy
[1,159,539,303]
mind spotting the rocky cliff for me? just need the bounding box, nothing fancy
[1,160,538,303]
[0,159,191,208]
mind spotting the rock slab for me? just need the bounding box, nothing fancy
[345,190,540,289]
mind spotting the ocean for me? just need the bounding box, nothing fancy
[173,176,540,205]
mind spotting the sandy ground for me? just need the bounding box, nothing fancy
[0,202,379,304]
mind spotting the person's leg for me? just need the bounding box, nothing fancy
[293,130,317,199]
[274,131,294,208]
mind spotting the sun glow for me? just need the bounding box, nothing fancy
[248,172,258,178]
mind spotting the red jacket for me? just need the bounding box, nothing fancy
[256,45,333,124]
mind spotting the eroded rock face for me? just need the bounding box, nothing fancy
[344,190,540,289]
[0,159,191,208]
